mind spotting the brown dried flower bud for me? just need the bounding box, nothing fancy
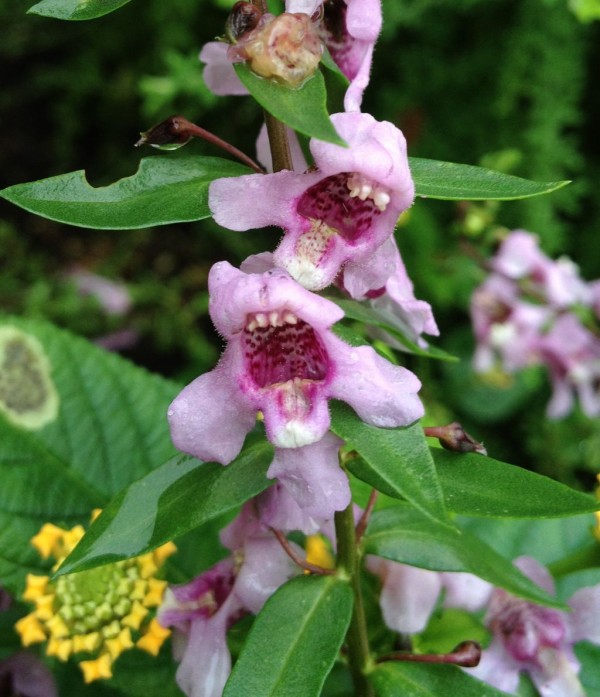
[135,115,194,150]
[424,422,487,456]
[229,12,323,88]
[225,1,263,44]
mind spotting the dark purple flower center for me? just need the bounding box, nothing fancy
[296,172,387,244]
[242,310,329,388]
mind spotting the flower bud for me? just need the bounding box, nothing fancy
[225,1,263,43]
[425,422,487,456]
[229,13,323,88]
[135,115,193,150]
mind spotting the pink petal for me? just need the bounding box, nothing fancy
[328,339,424,427]
[567,584,600,644]
[466,638,522,694]
[233,537,299,614]
[367,558,442,633]
[167,350,256,465]
[175,610,232,697]
[267,433,350,519]
[199,42,249,96]
[208,261,344,338]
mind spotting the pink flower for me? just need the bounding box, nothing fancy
[537,313,600,419]
[469,556,600,697]
[470,274,550,373]
[158,506,300,697]
[209,112,414,291]
[319,0,382,111]
[491,231,591,309]
[168,261,423,462]
[340,237,439,348]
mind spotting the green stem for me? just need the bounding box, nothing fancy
[264,110,293,172]
[335,504,375,697]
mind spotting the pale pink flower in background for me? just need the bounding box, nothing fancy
[470,274,550,373]
[66,268,132,316]
[491,230,591,309]
[168,261,423,462]
[209,112,414,291]
[537,313,600,419]
[468,556,600,697]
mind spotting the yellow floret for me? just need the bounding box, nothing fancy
[31,524,66,559]
[153,541,177,566]
[80,653,113,683]
[15,613,47,645]
[305,535,335,570]
[22,574,50,601]
[32,594,56,621]
[72,631,101,654]
[121,601,148,630]
[144,578,167,607]
[136,618,170,656]
[105,627,134,661]
[47,636,73,661]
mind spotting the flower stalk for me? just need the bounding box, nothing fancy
[335,502,374,697]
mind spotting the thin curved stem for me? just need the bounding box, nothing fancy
[270,527,337,575]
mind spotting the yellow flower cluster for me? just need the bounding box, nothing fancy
[15,514,176,683]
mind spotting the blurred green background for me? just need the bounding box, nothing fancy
[1,0,600,487]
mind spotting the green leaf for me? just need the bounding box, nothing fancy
[433,448,600,518]
[458,515,595,568]
[331,297,457,361]
[0,156,251,230]
[364,505,564,608]
[0,316,179,592]
[372,662,511,697]
[28,0,131,20]
[57,440,274,575]
[223,575,352,697]
[234,64,345,146]
[409,157,570,201]
[330,402,449,526]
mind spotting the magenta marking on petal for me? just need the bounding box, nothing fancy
[296,172,383,244]
[242,312,329,388]
[321,0,360,79]
[489,593,566,664]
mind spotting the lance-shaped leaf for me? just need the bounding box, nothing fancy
[409,157,570,200]
[372,663,510,697]
[223,575,352,697]
[330,402,449,526]
[56,441,274,576]
[433,449,599,519]
[28,0,131,20]
[0,316,179,593]
[235,65,345,146]
[0,156,251,229]
[331,297,457,361]
[364,505,564,608]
